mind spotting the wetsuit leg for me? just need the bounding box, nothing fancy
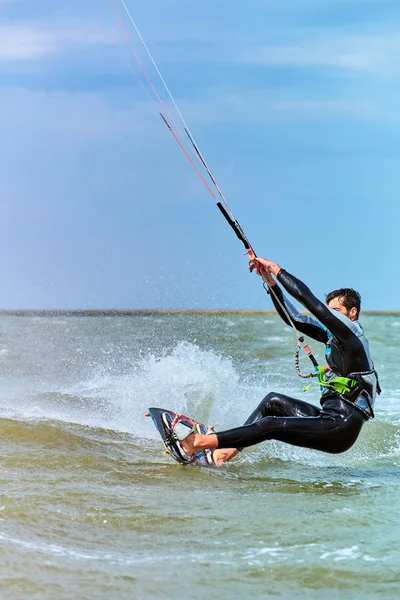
[243,392,321,425]
[217,397,365,454]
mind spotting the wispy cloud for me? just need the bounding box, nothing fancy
[271,99,376,116]
[240,42,373,71]
[179,89,380,128]
[237,32,400,75]
[0,18,119,62]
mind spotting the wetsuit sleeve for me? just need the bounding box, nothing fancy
[268,282,328,343]
[277,269,355,345]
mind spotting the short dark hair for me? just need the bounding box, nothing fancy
[325,288,361,318]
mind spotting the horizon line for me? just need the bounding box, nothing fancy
[1,309,400,316]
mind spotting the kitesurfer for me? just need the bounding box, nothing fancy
[172,257,380,464]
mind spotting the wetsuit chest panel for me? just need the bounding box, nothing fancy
[325,338,346,375]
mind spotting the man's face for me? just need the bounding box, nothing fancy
[327,296,357,321]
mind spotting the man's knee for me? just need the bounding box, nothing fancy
[260,391,293,416]
[262,392,277,403]
[260,392,282,414]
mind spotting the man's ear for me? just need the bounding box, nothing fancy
[349,306,358,321]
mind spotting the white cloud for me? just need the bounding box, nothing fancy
[271,100,375,115]
[0,18,119,61]
[238,32,400,75]
[241,43,373,71]
[180,89,379,127]
[1,3,398,79]
[142,23,400,77]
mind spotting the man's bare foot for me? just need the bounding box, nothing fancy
[212,448,239,465]
[171,414,237,465]
[180,434,237,465]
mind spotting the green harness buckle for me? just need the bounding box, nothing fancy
[303,365,358,395]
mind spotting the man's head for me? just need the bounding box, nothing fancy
[326,288,361,321]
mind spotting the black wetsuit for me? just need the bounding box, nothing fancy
[216,269,378,454]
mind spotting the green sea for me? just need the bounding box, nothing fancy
[0,313,399,599]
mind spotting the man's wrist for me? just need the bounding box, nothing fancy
[270,263,281,277]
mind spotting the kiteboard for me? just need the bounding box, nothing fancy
[147,407,215,467]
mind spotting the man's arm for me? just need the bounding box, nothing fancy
[277,270,355,345]
[252,257,356,345]
[268,281,328,343]
[250,257,328,343]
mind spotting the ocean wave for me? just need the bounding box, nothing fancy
[1,340,399,467]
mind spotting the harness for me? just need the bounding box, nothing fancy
[293,334,379,418]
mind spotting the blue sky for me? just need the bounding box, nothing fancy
[1,0,400,309]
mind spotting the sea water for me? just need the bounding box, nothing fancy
[0,313,399,599]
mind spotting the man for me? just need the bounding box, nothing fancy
[173,257,380,465]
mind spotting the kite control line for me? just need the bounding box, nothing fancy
[107,0,320,381]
